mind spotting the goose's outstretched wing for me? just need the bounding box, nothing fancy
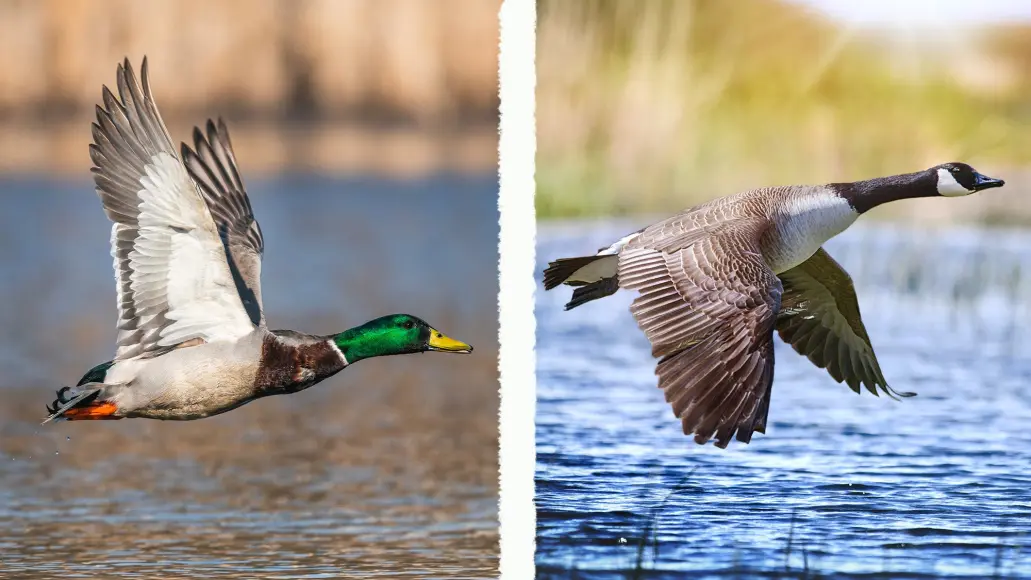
[90,58,256,360]
[618,222,783,448]
[776,247,913,398]
[181,119,265,326]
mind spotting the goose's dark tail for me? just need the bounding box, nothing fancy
[564,277,619,310]
[543,256,602,290]
[543,255,619,310]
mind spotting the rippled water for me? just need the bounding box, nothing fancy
[0,174,499,578]
[536,221,1031,579]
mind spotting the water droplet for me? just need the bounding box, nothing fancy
[55,451,59,455]
[66,436,71,441]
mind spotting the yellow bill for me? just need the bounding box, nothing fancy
[427,329,473,353]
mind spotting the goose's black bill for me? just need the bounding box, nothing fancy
[973,172,1004,191]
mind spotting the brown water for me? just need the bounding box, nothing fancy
[0,175,499,578]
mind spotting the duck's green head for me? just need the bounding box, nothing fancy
[332,314,472,363]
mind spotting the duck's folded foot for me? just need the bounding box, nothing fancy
[42,384,120,424]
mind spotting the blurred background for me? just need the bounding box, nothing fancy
[536,1,1031,577]
[0,1,499,577]
[538,0,1031,222]
[0,0,498,176]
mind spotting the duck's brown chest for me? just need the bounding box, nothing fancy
[254,337,347,395]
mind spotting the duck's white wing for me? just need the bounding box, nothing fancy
[90,58,257,361]
[619,222,783,448]
[180,119,265,326]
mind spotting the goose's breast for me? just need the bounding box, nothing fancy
[763,194,857,274]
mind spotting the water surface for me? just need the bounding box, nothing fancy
[0,174,499,578]
[536,220,1031,579]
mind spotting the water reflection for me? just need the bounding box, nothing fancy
[0,175,499,578]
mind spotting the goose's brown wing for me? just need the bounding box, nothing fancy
[776,248,913,399]
[618,224,783,448]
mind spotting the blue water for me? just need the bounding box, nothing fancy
[536,221,1031,579]
[0,174,499,578]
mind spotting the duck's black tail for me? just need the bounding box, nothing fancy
[43,386,100,424]
[42,360,123,424]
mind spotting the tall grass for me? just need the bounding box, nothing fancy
[537,0,1031,219]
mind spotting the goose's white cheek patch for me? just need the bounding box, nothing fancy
[937,168,971,197]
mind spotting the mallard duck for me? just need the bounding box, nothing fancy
[43,58,472,424]
[544,164,1004,448]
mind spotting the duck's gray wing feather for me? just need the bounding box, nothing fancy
[90,58,257,360]
[618,223,783,448]
[776,247,913,399]
[180,118,265,326]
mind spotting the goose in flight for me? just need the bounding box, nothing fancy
[544,164,1004,447]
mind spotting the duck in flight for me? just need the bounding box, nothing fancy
[43,58,472,424]
[544,163,1004,448]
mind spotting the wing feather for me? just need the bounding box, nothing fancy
[181,118,265,326]
[618,225,783,448]
[91,58,256,360]
[776,247,914,399]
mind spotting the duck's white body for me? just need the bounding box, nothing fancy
[99,332,266,420]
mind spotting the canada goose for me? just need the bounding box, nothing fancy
[43,58,472,424]
[543,163,1004,448]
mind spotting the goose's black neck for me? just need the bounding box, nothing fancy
[830,170,937,214]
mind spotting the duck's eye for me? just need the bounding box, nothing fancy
[403,321,414,329]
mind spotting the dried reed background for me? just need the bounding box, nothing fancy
[537,0,1031,222]
[0,0,500,176]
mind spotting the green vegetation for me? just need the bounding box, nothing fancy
[537,0,1031,219]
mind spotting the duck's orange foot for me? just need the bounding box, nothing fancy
[62,402,122,421]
